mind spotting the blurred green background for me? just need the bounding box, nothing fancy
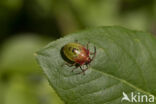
[0,0,156,104]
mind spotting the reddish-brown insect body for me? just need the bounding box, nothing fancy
[61,41,96,74]
[74,47,90,65]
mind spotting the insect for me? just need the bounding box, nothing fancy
[61,41,96,74]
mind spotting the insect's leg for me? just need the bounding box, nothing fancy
[86,64,89,68]
[86,43,89,50]
[83,64,88,72]
[66,63,73,67]
[80,66,83,71]
[86,41,90,50]
[78,65,88,75]
[71,65,79,72]
[90,46,96,55]
[62,62,75,67]
[70,63,78,72]
[90,46,96,61]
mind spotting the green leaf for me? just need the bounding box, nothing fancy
[36,26,156,104]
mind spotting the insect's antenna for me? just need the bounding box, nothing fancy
[86,41,90,50]
[91,46,96,61]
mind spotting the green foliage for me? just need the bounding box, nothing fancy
[0,35,62,104]
[36,26,156,104]
[1,0,156,104]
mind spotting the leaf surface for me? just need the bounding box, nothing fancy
[36,26,156,104]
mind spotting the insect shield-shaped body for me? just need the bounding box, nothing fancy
[61,42,96,74]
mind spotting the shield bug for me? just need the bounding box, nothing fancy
[61,41,96,74]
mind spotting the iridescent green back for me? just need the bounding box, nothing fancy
[63,42,83,62]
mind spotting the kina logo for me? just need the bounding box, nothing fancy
[121,92,154,103]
